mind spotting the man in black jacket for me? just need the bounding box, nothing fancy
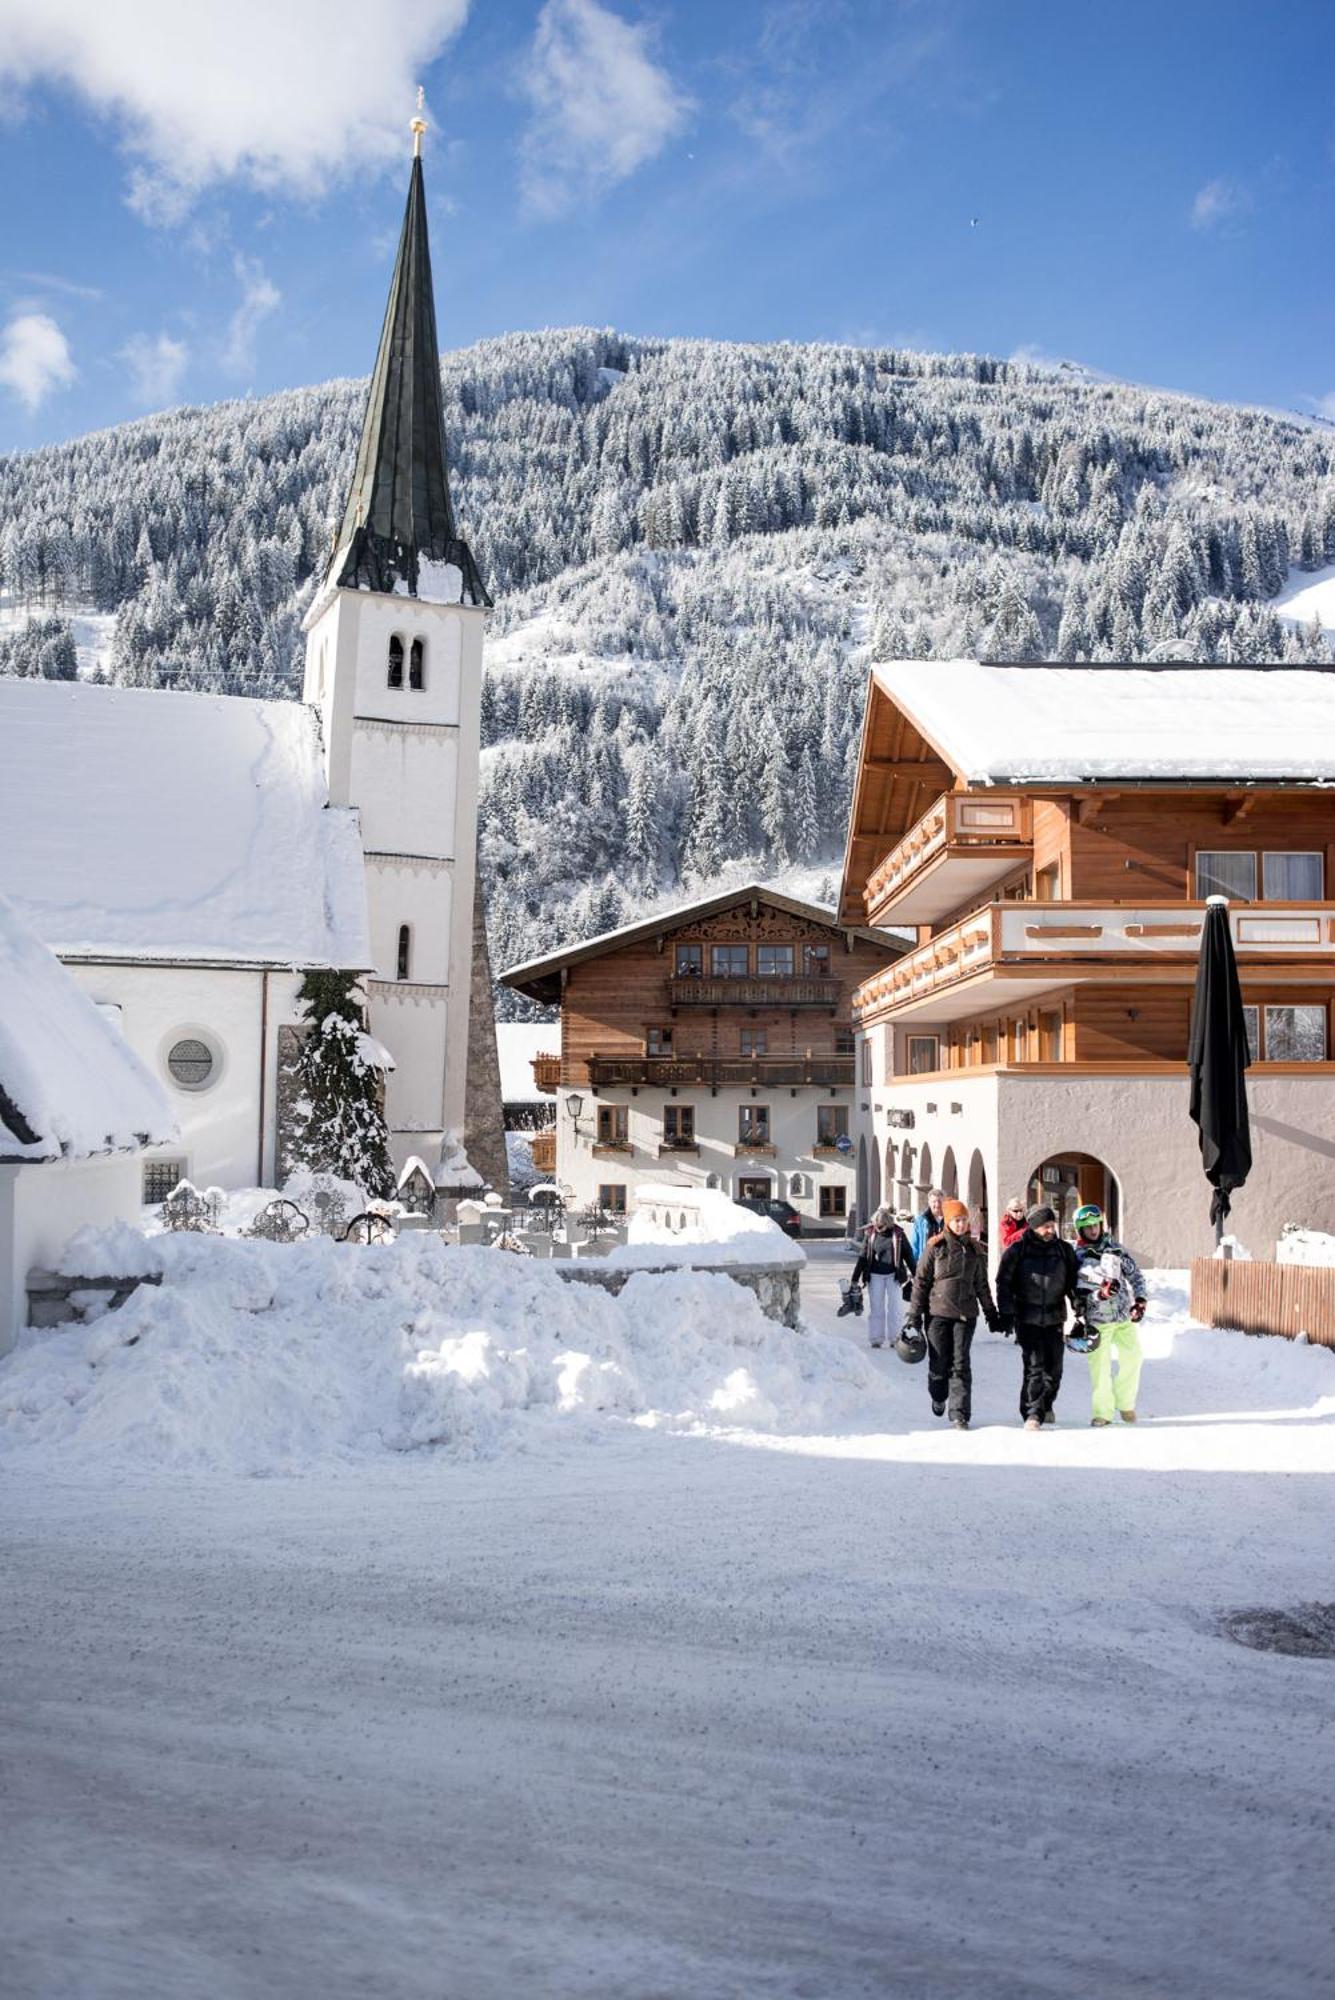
[906,1198,1000,1429]
[995,1204,1082,1430]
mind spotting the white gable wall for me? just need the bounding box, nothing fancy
[1,1153,145,1354]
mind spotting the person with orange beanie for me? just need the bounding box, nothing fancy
[905,1198,1001,1429]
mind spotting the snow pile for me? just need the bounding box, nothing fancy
[1277,1226,1335,1268]
[0,895,174,1161]
[606,1183,805,1270]
[1276,561,1335,635]
[872,661,1335,783]
[0,1232,880,1472]
[0,680,369,967]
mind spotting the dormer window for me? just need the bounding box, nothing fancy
[387,635,405,689]
[409,637,425,690]
[397,924,411,981]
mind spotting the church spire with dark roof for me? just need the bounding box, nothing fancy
[327,115,488,607]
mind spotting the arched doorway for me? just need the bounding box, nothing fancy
[1027,1152,1121,1237]
[967,1148,988,1248]
[898,1144,915,1216]
[918,1143,933,1202]
[869,1135,883,1214]
[884,1137,897,1210]
[941,1146,959,1198]
[856,1136,868,1227]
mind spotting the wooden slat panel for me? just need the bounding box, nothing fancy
[1190,1257,1335,1346]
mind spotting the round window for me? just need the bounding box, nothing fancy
[167,1037,215,1090]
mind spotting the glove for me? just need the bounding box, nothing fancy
[900,1280,913,1301]
[1129,1298,1146,1323]
[986,1313,1005,1335]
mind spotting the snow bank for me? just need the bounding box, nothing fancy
[606,1183,804,1270]
[1277,1226,1335,1268]
[0,1233,882,1473]
[1276,562,1335,635]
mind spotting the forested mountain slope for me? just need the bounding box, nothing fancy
[2,328,1332,1010]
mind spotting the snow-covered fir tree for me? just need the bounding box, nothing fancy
[281,973,394,1200]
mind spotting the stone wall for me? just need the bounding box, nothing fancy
[464,881,510,1196]
[554,1260,801,1329]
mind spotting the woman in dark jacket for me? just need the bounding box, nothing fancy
[995,1204,1082,1429]
[906,1198,999,1429]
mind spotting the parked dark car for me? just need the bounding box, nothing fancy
[734,1195,804,1239]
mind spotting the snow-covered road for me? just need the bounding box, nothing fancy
[3,1249,1334,1997]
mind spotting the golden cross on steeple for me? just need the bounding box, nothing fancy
[410,86,427,159]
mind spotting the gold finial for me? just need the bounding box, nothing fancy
[410,85,427,158]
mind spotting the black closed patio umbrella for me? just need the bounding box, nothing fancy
[1187,895,1253,1243]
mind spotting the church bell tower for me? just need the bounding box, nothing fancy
[302,103,492,1182]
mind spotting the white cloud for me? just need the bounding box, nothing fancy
[0,1,472,217]
[222,258,281,377]
[0,310,75,411]
[520,0,690,219]
[120,331,188,408]
[1190,177,1250,230]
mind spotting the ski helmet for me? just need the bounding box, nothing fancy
[894,1328,927,1365]
[1065,1322,1102,1354]
[1073,1203,1104,1240]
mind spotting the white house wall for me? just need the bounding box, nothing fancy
[0,1153,144,1355]
[554,1089,856,1232]
[856,1036,1335,1269]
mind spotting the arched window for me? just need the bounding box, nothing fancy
[397,924,411,981]
[387,635,404,689]
[409,637,425,690]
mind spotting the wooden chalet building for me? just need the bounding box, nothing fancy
[501,886,901,1233]
[839,661,1335,1267]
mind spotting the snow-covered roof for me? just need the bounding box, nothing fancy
[871,662,1335,784]
[0,680,371,967]
[0,894,175,1163]
[496,1022,558,1103]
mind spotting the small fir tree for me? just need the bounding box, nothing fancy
[284,971,394,1198]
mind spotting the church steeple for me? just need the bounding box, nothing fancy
[327,131,488,607]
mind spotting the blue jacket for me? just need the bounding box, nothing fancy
[910,1208,943,1264]
[1073,1236,1147,1327]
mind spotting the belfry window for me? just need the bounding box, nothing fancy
[397,925,411,981]
[409,637,425,690]
[387,635,405,689]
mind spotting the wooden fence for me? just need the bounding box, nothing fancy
[1190,1258,1335,1347]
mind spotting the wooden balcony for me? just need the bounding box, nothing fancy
[854,901,1335,1025]
[530,1130,556,1173]
[585,1056,854,1089]
[668,975,840,1010]
[864,792,1032,926]
[531,1054,561,1093]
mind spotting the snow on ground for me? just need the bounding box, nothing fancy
[0,594,117,676]
[1276,561,1335,634]
[2,1238,1333,1997]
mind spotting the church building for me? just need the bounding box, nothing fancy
[0,126,499,1210]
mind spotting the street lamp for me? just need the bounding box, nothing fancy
[565,1091,585,1136]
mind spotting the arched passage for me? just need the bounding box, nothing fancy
[869,1136,883,1214]
[967,1149,988,1246]
[856,1137,869,1227]
[884,1137,897,1209]
[918,1144,933,1204]
[941,1146,959,1198]
[1027,1151,1121,1237]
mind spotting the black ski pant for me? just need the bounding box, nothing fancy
[1015,1321,1065,1421]
[927,1316,975,1423]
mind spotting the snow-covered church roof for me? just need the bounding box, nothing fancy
[871,662,1335,784]
[0,680,371,968]
[0,895,175,1163]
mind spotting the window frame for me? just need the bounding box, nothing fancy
[408,636,425,691]
[802,942,831,978]
[816,1104,849,1147]
[396,924,411,982]
[646,1025,674,1057]
[143,1158,188,1205]
[674,942,703,978]
[597,1183,627,1215]
[164,1032,221,1093]
[664,1104,696,1145]
[738,1103,771,1144]
[740,1027,768,1058]
[756,943,795,978]
[597,1103,629,1144]
[1261,850,1324,901]
[907,1033,940,1076]
[1194,850,1259,902]
[711,943,749,979]
[387,634,405,690]
[819,1184,847,1219]
[1262,1003,1328,1063]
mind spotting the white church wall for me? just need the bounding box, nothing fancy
[369,987,449,1170]
[65,962,294,1192]
[349,727,461,858]
[0,1153,143,1355]
[364,857,454,989]
[351,594,463,725]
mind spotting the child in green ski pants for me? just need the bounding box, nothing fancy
[1071,1204,1148,1426]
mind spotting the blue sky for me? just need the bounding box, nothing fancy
[1,0,1332,451]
